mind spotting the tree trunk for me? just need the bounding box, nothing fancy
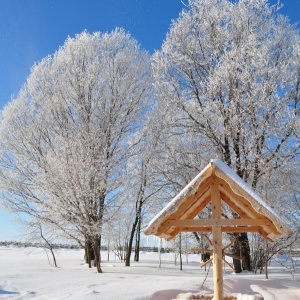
[192,232,201,244]
[125,215,139,266]
[134,217,141,262]
[232,233,251,273]
[179,233,183,271]
[85,240,94,268]
[125,173,144,266]
[85,242,89,264]
[93,236,102,273]
[241,233,251,271]
[50,248,57,267]
[39,225,57,267]
[106,232,110,262]
[265,241,269,279]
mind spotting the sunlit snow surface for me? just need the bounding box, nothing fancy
[0,247,300,299]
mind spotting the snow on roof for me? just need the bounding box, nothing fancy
[212,159,292,236]
[144,161,213,236]
[144,159,292,241]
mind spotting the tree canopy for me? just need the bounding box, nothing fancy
[0,29,152,272]
[150,0,300,272]
[152,0,299,188]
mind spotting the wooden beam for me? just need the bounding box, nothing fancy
[221,191,252,219]
[179,227,212,232]
[219,181,281,237]
[191,248,240,261]
[201,257,213,268]
[169,178,212,220]
[155,182,212,237]
[211,181,223,300]
[224,258,236,273]
[166,195,211,237]
[258,228,274,242]
[192,248,213,254]
[223,236,238,252]
[165,218,272,227]
[204,234,213,246]
[222,226,261,233]
[178,226,262,233]
[223,252,242,261]
[216,178,255,215]
[181,192,211,220]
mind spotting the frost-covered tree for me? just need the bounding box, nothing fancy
[0,29,151,273]
[123,130,163,266]
[152,0,300,272]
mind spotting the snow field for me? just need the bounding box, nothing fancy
[0,247,300,300]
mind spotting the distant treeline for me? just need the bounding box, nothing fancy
[0,241,81,249]
[2,242,299,258]
[0,241,170,253]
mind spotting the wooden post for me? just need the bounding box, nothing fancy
[211,182,223,300]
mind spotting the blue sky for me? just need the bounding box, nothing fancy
[0,0,299,241]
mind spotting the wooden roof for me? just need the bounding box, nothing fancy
[144,159,292,242]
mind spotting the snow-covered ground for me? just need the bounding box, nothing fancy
[1,247,300,299]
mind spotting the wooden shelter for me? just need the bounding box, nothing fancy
[144,159,292,300]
